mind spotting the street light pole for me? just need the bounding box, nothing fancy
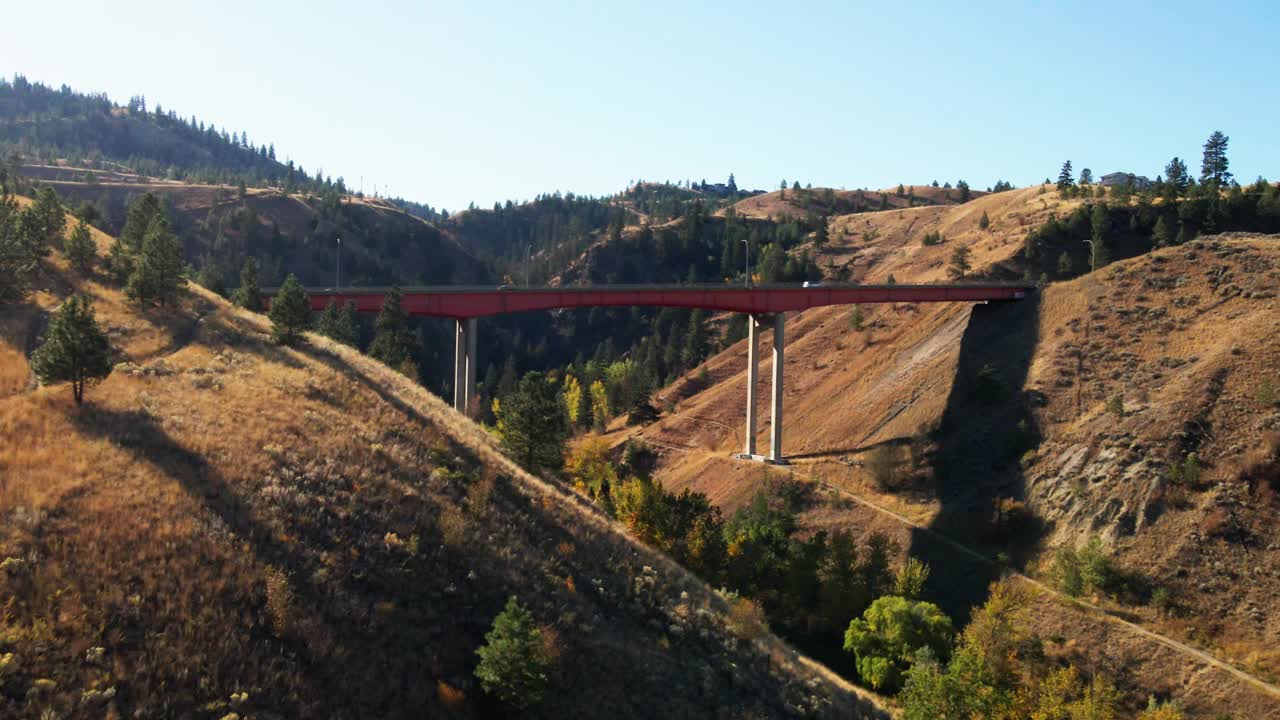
[526,244,532,287]
[1083,238,1095,273]
[336,237,341,288]
[741,238,750,286]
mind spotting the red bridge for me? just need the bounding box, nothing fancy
[276,283,1030,319]
[264,283,1033,463]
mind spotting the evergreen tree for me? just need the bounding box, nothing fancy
[473,596,550,711]
[64,219,96,274]
[1078,168,1093,185]
[1089,204,1110,271]
[368,286,420,371]
[1164,157,1189,195]
[1200,131,1231,187]
[1057,251,1073,276]
[813,215,829,246]
[31,295,113,405]
[947,246,972,279]
[233,256,263,310]
[268,274,310,346]
[956,180,971,202]
[315,298,358,346]
[110,193,162,281]
[126,213,185,305]
[1152,215,1172,247]
[978,211,990,230]
[30,186,67,246]
[0,188,48,300]
[1057,161,1075,194]
[849,306,864,331]
[682,309,708,368]
[495,371,569,474]
[195,265,226,296]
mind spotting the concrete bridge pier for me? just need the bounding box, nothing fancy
[737,313,787,464]
[452,318,477,414]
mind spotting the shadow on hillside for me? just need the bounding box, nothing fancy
[68,406,442,715]
[909,295,1046,620]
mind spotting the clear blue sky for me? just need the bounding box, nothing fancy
[6,1,1278,210]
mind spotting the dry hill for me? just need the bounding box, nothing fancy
[0,208,885,718]
[601,187,1280,718]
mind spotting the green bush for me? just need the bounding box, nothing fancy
[843,595,953,692]
[474,596,550,711]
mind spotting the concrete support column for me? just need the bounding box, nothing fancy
[769,313,785,463]
[453,319,467,412]
[743,314,761,456]
[464,317,478,415]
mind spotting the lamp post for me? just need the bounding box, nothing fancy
[742,237,751,286]
[1083,238,1095,273]
[336,237,341,289]
[526,244,533,287]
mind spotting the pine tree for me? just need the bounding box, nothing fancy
[31,186,67,246]
[682,309,708,368]
[31,295,113,405]
[0,188,48,300]
[978,210,990,230]
[126,214,185,305]
[947,246,972,279]
[495,371,569,474]
[268,274,310,346]
[234,257,263,310]
[1089,204,1110,271]
[849,306,864,331]
[1057,251,1073,276]
[1164,157,1189,195]
[1152,216,1172,247]
[64,219,95,274]
[1200,131,1231,187]
[813,215,829,246]
[1078,168,1093,185]
[109,193,162,281]
[473,596,550,710]
[315,298,358,346]
[368,286,420,370]
[1057,161,1074,194]
[956,180,971,202]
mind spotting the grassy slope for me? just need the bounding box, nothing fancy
[0,216,886,718]
[601,186,1280,718]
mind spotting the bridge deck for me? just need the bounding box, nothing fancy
[264,283,1033,319]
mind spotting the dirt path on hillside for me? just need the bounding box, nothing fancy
[799,472,1280,701]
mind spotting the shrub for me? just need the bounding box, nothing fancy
[1106,394,1125,418]
[866,443,907,491]
[893,558,931,600]
[921,230,945,246]
[726,596,769,640]
[474,596,550,711]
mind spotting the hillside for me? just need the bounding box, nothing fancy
[0,209,885,718]
[601,187,1280,718]
[0,76,323,191]
[726,184,983,221]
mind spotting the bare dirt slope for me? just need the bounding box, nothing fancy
[602,185,1280,718]
[0,218,885,718]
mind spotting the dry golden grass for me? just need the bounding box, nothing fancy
[0,213,888,718]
